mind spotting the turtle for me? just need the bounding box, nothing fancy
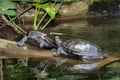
[17,30,57,49]
[54,36,105,61]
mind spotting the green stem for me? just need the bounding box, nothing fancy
[37,1,58,30]
[37,12,47,29]
[12,6,32,21]
[8,16,27,34]
[41,18,52,30]
[53,0,57,5]
[58,2,63,13]
[41,2,63,30]
[33,7,40,30]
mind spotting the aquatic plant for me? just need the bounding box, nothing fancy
[0,0,72,34]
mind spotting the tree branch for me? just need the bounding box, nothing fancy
[0,38,54,58]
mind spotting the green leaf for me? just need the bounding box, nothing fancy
[0,9,17,16]
[33,4,56,19]
[0,0,16,10]
[4,10,17,16]
[0,0,16,16]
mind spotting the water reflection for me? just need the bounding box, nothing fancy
[101,61,120,80]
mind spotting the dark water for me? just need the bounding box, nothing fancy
[47,16,120,55]
[46,16,120,80]
[2,16,120,80]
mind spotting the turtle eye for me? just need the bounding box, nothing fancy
[39,33,47,39]
[43,33,47,37]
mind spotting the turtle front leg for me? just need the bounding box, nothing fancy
[53,49,61,57]
[39,42,45,48]
[38,39,48,48]
[53,47,68,57]
[17,36,28,47]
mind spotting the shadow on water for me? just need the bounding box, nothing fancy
[2,16,120,80]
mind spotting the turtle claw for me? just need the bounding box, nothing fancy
[17,42,21,47]
[17,41,25,47]
[53,51,61,57]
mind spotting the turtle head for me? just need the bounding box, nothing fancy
[40,33,47,39]
[36,31,47,40]
[54,36,68,57]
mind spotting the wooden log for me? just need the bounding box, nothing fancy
[0,38,120,72]
[0,38,54,58]
[96,54,120,70]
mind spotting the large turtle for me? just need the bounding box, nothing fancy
[17,30,57,49]
[54,36,105,61]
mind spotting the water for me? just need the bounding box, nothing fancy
[2,16,120,80]
[47,16,120,55]
[46,16,120,80]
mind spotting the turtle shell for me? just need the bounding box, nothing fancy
[62,39,103,57]
[27,31,56,48]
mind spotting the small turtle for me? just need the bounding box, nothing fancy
[17,31,57,49]
[54,36,105,61]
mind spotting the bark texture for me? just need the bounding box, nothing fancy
[0,38,54,58]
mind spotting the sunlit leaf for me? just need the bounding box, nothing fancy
[33,4,56,19]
